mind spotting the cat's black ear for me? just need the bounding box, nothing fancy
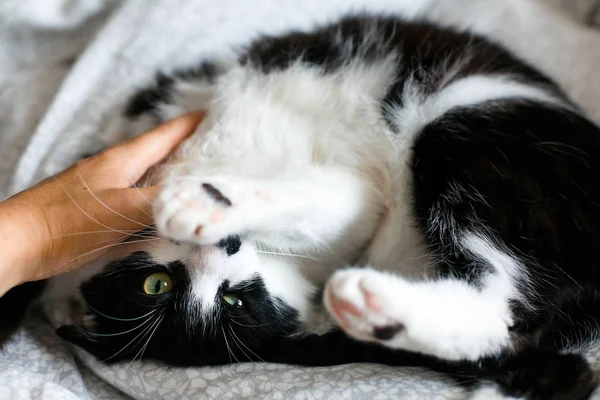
[56,325,128,364]
[0,280,47,348]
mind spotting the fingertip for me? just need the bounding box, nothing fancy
[116,111,206,182]
[120,110,206,153]
[147,110,206,142]
[88,111,206,189]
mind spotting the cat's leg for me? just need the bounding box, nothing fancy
[154,167,381,253]
[325,263,598,398]
[324,252,517,361]
[327,100,600,365]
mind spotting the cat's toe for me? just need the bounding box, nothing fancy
[154,178,237,245]
[324,268,404,343]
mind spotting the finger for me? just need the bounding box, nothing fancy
[106,111,206,182]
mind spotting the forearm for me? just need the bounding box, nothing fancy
[0,200,44,296]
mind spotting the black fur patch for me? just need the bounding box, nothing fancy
[485,350,596,400]
[412,101,600,312]
[242,15,570,111]
[0,280,46,348]
[57,251,300,365]
[410,100,600,398]
[217,235,242,256]
[124,62,219,118]
[124,73,175,118]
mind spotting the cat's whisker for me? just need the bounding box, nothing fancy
[127,313,165,370]
[94,233,158,245]
[221,326,240,364]
[136,314,165,365]
[124,234,159,241]
[47,237,163,275]
[52,230,138,238]
[130,177,155,210]
[227,326,254,363]
[103,313,162,363]
[72,235,156,257]
[228,316,278,329]
[45,235,125,274]
[85,304,157,322]
[51,229,154,239]
[84,312,157,337]
[227,327,252,363]
[77,170,153,230]
[228,325,265,363]
[256,250,317,261]
[51,175,147,237]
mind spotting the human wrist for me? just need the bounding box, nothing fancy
[0,200,46,296]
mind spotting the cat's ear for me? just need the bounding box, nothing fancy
[0,280,47,348]
[56,325,129,364]
[125,57,238,122]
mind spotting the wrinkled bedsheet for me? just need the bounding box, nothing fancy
[2,0,600,399]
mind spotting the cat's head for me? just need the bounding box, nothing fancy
[56,235,323,365]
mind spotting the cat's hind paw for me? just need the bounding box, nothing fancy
[324,268,406,344]
[324,267,511,361]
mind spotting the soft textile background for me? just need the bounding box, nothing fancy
[1,0,600,399]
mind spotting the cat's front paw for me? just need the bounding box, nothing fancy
[324,268,406,344]
[154,177,243,245]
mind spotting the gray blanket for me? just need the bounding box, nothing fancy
[2,0,600,399]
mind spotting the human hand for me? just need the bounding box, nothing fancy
[0,111,205,296]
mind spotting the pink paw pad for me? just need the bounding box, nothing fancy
[326,272,405,342]
[327,291,363,321]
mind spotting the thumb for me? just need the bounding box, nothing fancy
[110,111,206,183]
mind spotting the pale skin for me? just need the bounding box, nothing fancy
[0,111,205,297]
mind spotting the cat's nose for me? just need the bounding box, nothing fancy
[217,235,242,256]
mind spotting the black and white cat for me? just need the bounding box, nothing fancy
[43,12,600,400]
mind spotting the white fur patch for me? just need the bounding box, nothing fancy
[461,232,531,306]
[389,74,569,138]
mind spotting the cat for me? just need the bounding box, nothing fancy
[39,12,600,399]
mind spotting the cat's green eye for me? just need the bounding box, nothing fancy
[143,272,173,295]
[222,294,243,308]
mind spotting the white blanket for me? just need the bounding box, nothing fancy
[1,0,600,399]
